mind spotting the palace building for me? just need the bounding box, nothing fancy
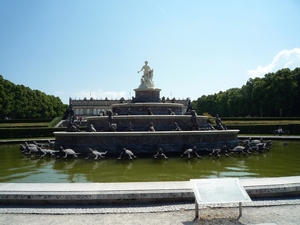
[69,97,190,118]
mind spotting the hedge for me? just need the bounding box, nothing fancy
[222,117,300,121]
[0,127,66,139]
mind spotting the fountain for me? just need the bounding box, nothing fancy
[54,61,239,155]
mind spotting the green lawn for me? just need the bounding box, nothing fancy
[0,122,49,128]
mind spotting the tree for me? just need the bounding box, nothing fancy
[193,67,300,117]
[0,75,67,119]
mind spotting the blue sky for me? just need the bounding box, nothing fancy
[1,0,300,104]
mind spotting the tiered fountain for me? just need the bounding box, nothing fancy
[54,61,239,155]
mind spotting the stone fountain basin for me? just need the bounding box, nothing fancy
[54,130,239,155]
[87,114,209,131]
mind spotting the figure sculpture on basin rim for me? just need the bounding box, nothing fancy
[118,148,137,160]
[181,146,201,159]
[215,114,227,130]
[153,148,168,159]
[189,110,200,130]
[138,61,155,88]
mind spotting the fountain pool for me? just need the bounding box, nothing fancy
[0,140,299,183]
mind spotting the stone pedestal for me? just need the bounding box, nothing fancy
[133,88,161,102]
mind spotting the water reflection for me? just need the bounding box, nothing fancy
[0,141,299,183]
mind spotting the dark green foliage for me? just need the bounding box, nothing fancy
[0,75,67,119]
[193,68,300,117]
[221,117,300,121]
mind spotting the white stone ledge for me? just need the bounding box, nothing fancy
[0,177,300,204]
[54,130,240,137]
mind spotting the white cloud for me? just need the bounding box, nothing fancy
[157,5,165,13]
[54,89,66,95]
[248,48,300,78]
[71,89,127,100]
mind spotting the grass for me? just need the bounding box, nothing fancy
[0,117,62,128]
[0,122,49,128]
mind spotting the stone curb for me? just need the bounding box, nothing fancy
[0,176,299,205]
[1,198,300,215]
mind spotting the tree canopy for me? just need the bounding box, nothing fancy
[193,67,300,117]
[0,75,67,119]
[2,67,300,119]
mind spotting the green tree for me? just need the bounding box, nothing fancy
[0,75,67,119]
[193,67,300,117]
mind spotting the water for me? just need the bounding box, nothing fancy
[0,141,299,183]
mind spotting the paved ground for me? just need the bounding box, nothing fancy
[0,197,299,225]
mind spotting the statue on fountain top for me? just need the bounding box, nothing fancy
[137,61,155,89]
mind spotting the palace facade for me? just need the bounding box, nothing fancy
[69,97,190,117]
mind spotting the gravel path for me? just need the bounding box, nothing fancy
[0,198,299,225]
[0,205,299,225]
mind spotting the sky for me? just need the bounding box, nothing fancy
[1,0,300,104]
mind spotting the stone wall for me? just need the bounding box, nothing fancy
[54,130,239,155]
